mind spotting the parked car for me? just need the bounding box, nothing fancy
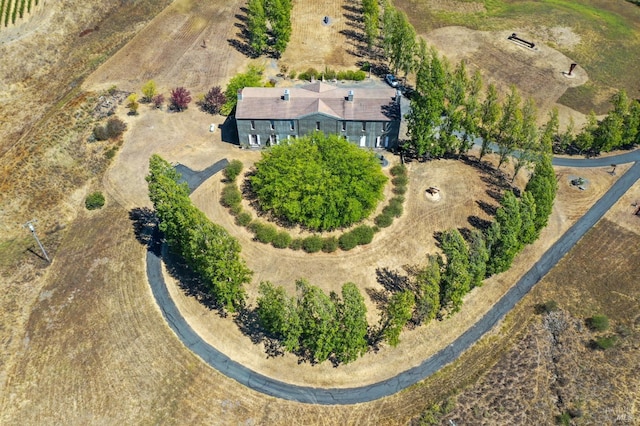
[385,74,399,88]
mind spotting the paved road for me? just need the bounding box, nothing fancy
[175,159,229,192]
[145,152,640,404]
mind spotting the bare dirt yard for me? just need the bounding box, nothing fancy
[2,0,640,423]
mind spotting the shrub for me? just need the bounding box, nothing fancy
[392,175,408,186]
[594,335,617,350]
[322,236,339,253]
[230,203,243,215]
[323,67,337,80]
[253,222,278,244]
[152,94,165,109]
[141,80,157,103]
[272,231,292,249]
[302,235,323,253]
[127,93,139,115]
[392,184,407,195]
[587,315,609,331]
[383,200,403,218]
[94,117,127,141]
[236,211,252,226]
[298,67,319,81]
[224,159,244,182]
[85,191,105,210]
[338,232,359,251]
[536,300,559,314]
[289,238,303,250]
[199,86,226,114]
[374,213,393,228]
[287,70,297,80]
[352,225,374,245]
[170,87,192,112]
[221,184,242,207]
[390,164,407,177]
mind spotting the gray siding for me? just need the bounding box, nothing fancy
[237,113,399,149]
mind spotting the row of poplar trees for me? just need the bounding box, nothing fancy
[246,0,292,56]
[146,155,253,312]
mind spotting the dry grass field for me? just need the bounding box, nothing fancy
[1,0,640,423]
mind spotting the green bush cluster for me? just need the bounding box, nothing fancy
[221,184,242,207]
[85,191,105,210]
[587,314,609,331]
[223,159,244,182]
[296,67,366,82]
[322,236,338,253]
[302,235,323,253]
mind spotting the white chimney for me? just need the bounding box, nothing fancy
[347,90,354,102]
[284,89,290,101]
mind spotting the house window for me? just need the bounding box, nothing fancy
[270,120,275,130]
[269,134,278,145]
[383,121,389,132]
[290,120,295,131]
[362,121,366,131]
[341,121,346,131]
[316,121,321,131]
[250,120,255,130]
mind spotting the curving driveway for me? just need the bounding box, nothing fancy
[146,152,640,405]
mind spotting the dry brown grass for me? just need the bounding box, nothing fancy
[2,0,640,423]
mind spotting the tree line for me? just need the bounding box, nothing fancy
[555,90,640,156]
[146,154,252,312]
[246,0,292,56]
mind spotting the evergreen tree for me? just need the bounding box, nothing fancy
[383,290,415,347]
[440,228,471,314]
[296,280,338,362]
[511,98,538,182]
[479,83,501,159]
[468,229,489,288]
[519,191,538,245]
[257,281,301,351]
[486,191,522,275]
[440,60,468,155]
[496,85,522,169]
[247,0,268,54]
[459,70,483,155]
[333,283,369,364]
[382,4,416,76]
[362,0,380,51]
[413,254,442,325]
[525,154,556,233]
[575,111,597,154]
[624,100,640,147]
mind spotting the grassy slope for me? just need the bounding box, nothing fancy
[394,0,640,114]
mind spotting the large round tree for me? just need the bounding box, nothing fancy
[250,133,387,231]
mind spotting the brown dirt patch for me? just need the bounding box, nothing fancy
[424,26,588,124]
[83,0,256,94]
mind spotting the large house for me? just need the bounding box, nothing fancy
[235,82,401,149]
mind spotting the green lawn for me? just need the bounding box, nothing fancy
[395,0,640,113]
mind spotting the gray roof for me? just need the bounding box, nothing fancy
[235,82,399,121]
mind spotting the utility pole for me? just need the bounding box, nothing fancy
[23,219,50,263]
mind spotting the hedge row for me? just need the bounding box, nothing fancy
[220,161,408,253]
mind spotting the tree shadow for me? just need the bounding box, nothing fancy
[468,215,493,231]
[129,207,161,255]
[375,267,410,293]
[162,248,226,315]
[365,287,389,308]
[477,199,498,217]
[233,307,286,358]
